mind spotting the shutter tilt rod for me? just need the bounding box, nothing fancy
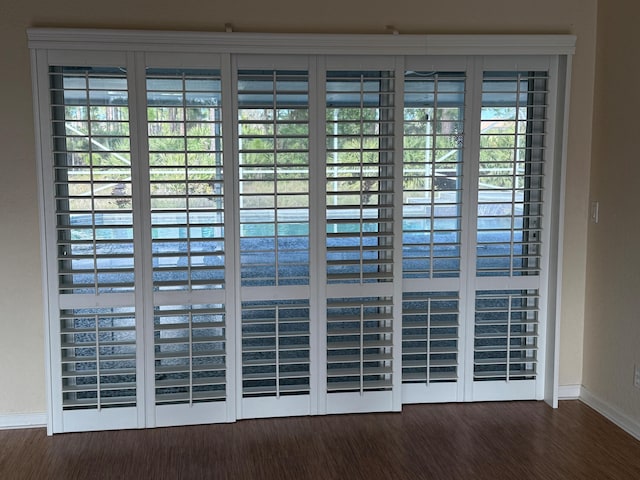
[225,23,233,33]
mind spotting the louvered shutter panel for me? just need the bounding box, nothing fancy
[32,35,571,432]
[325,70,396,413]
[147,69,225,292]
[402,292,460,401]
[326,71,394,285]
[401,71,465,402]
[51,66,140,430]
[60,307,136,410]
[241,300,310,395]
[402,72,465,279]
[237,69,312,417]
[474,290,538,380]
[473,71,547,399]
[146,68,229,424]
[52,67,135,296]
[326,297,393,392]
[237,70,310,288]
[476,71,546,278]
[153,304,226,403]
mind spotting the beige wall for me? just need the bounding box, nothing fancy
[584,0,640,421]
[0,0,597,415]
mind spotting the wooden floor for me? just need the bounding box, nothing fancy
[1,401,639,479]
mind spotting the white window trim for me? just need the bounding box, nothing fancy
[27,28,576,56]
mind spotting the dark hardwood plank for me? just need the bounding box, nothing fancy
[1,401,639,479]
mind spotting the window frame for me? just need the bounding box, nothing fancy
[29,29,574,434]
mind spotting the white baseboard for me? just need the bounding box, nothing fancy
[558,384,581,399]
[2,389,636,441]
[0,413,47,430]
[580,387,640,441]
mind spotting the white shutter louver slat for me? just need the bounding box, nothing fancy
[326,71,395,286]
[326,297,393,393]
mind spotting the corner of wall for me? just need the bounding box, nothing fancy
[580,387,640,442]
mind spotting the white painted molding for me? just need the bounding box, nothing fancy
[26,28,576,56]
[580,387,640,441]
[0,413,47,430]
[557,384,581,399]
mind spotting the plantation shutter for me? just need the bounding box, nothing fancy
[146,65,230,425]
[472,70,548,400]
[49,63,141,432]
[401,69,466,403]
[324,67,397,413]
[236,64,313,418]
[31,30,573,433]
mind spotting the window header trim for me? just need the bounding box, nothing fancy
[27,28,576,56]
